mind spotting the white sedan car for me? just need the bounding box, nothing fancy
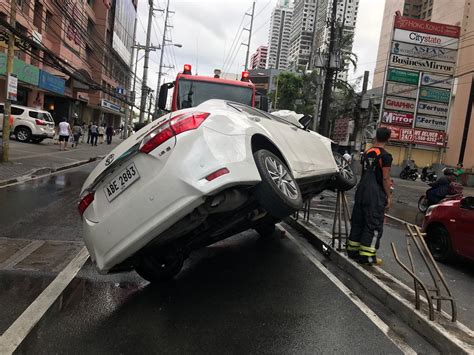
[79,100,356,282]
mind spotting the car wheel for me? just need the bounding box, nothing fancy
[31,138,44,144]
[135,253,184,283]
[418,195,429,213]
[253,149,303,219]
[332,152,357,191]
[426,225,455,262]
[16,127,32,143]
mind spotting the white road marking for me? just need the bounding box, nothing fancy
[0,240,45,270]
[280,225,416,355]
[0,247,89,354]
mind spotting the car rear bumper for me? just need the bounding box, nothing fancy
[82,128,261,272]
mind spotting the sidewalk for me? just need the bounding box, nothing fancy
[0,138,121,185]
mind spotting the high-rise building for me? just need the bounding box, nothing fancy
[250,46,268,70]
[267,0,293,70]
[372,0,463,87]
[312,0,360,81]
[288,0,317,71]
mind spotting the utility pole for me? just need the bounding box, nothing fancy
[125,18,137,138]
[243,1,256,71]
[1,0,17,163]
[147,91,154,123]
[318,0,339,137]
[139,0,156,124]
[155,0,172,116]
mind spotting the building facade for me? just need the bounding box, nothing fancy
[288,0,317,71]
[250,45,268,70]
[267,0,293,70]
[0,0,137,128]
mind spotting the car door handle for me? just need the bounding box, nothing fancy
[249,116,260,122]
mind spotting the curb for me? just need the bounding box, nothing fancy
[286,217,474,354]
[0,155,105,187]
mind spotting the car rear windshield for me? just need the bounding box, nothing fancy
[29,111,54,122]
[177,79,253,109]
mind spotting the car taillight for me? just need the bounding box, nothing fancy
[139,112,210,154]
[35,119,47,126]
[78,191,95,217]
[205,168,229,181]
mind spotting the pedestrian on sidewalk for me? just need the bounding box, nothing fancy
[90,122,98,146]
[98,124,105,144]
[72,121,82,148]
[87,123,92,144]
[106,124,114,145]
[58,118,72,151]
[81,122,87,143]
[347,127,393,266]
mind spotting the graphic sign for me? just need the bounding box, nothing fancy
[421,73,453,89]
[415,115,447,131]
[389,54,455,75]
[381,124,446,147]
[384,96,416,113]
[419,86,451,103]
[393,29,459,50]
[386,82,418,99]
[391,41,457,63]
[382,111,414,126]
[394,16,461,38]
[417,101,449,117]
[387,68,419,85]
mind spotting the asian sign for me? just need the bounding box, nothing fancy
[391,41,458,63]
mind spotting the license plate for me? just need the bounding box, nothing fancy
[104,163,140,202]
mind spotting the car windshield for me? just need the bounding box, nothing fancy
[177,79,253,109]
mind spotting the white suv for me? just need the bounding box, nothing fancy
[0,104,55,143]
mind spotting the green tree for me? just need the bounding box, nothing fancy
[270,72,303,111]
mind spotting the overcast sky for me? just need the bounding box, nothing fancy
[134,0,386,96]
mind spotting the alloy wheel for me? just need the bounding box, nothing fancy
[334,154,354,180]
[264,156,298,200]
[17,129,29,142]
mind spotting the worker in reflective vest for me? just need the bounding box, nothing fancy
[347,127,393,265]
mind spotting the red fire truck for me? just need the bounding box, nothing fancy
[157,64,267,112]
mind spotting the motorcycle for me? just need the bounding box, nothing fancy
[420,167,437,182]
[418,182,464,213]
[400,166,419,181]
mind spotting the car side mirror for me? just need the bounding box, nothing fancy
[158,83,170,111]
[259,96,269,112]
[299,115,312,130]
[460,196,474,210]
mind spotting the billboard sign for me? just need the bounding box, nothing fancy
[417,101,449,117]
[421,73,453,89]
[415,115,447,131]
[387,68,419,85]
[393,29,459,50]
[382,111,414,126]
[386,82,418,99]
[419,86,451,103]
[381,124,446,147]
[389,54,455,75]
[39,70,65,95]
[394,16,461,38]
[391,41,458,63]
[112,0,136,64]
[384,96,416,113]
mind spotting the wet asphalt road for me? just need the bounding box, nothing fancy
[1,164,407,353]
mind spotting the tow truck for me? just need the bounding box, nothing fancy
[157,64,268,112]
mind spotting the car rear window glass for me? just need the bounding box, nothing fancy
[11,107,25,115]
[228,103,294,126]
[29,111,54,122]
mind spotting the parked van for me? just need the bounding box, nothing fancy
[0,104,55,143]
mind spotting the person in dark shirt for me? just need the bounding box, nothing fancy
[347,127,393,265]
[426,168,457,205]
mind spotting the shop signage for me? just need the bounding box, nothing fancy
[386,82,418,99]
[417,101,449,117]
[7,74,18,101]
[389,54,455,75]
[382,111,414,126]
[419,86,451,103]
[387,68,419,85]
[0,53,40,86]
[76,92,89,103]
[415,115,447,131]
[39,70,65,95]
[421,73,452,89]
[381,124,446,147]
[394,16,461,38]
[391,41,458,63]
[384,96,416,113]
[393,29,459,50]
[101,99,121,112]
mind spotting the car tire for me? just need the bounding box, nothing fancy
[135,253,184,283]
[16,127,32,143]
[253,149,303,219]
[332,152,357,191]
[426,225,455,262]
[418,195,429,213]
[31,138,44,144]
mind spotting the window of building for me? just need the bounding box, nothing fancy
[87,18,94,36]
[45,10,53,32]
[428,8,432,16]
[33,0,43,32]
[88,0,94,7]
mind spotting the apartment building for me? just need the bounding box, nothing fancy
[288,0,317,71]
[250,45,268,70]
[267,0,293,70]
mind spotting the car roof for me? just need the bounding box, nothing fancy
[0,103,50,113]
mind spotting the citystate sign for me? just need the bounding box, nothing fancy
[391,41,457,63]
[415,115,447,131]
[394,16,461,38]
[384,96,416,113]
[390,54,455,75]
[387,68,419,85]
[393,29,459,50]
[382,111,414,126]
[421,73,452,89]
[418,101,449,117]
[386,82,418,99]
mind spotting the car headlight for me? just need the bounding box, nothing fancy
[425,205,437,216]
